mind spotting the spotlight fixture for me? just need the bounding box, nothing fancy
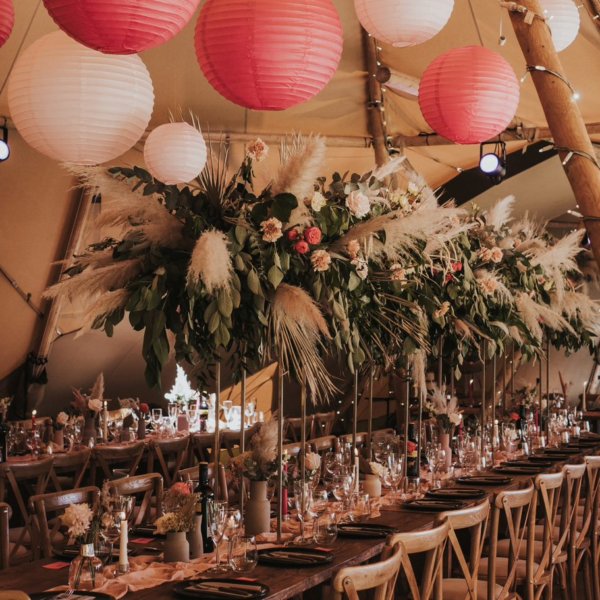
[479,141,507,184]
[0,122,9,163]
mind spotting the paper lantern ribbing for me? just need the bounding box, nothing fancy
[354,0,454,48]
[144,123,207,185]
[195,0,343,111]
[418,46,520,145]
[540,0,580,52]
[43,0,201,54]
[8,31,154,165]
[0,0,14,48]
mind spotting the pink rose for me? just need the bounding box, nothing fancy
[451,261,463,273]
[170,482,191,496]
[294,240,310,255]
[304,227,322,245]
[286,229,299,241]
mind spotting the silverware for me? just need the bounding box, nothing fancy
[199,582,263,593]
[187,584,253,598]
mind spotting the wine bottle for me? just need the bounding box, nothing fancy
[406,424,419,478]
[198,395,209,433]
[196,462,215,553]
[0,412,8,463]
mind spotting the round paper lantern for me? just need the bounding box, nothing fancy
[43,0,201,54]
[195,0,343,111]
[354,0,454,48]
[418,46,520,145]
[8,31,154,165]
[0,0,14,48]
[540,0,580,52]
[144,123,207,184]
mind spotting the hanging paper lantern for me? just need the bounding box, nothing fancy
[418,46,520,145]
[354,0,454,48]
[195,0,343,111]
[0,0,14,48]
[540,0,580,52]
[8,31,154,165]
[42,0,201,54]
[144,123,207,185]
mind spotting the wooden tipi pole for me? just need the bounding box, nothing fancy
[505,0,600,267]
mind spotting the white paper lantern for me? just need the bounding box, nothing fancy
[144,123,207,185]
[8,31,154,165]
[540,0,580,52]
[354,0,454,48]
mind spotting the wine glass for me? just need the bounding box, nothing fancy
[151,408,163,432]
[293,480,313,545]
[244,402,255,426]
[188,403,199,433]
[383,457,402,499]
[230,535,258,573]
[222,401,233,430]
[223,508,242,569]
[206,501,228,574]
[167,404,178,431]
[102,510,124,577]
[311,489,329,540]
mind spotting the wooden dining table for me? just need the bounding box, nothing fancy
[1,440,599,600]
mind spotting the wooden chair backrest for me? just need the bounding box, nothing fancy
[177,463,228,502]
[583,456,600,544]
[282,442,302,457]
[284,417,313,443]
[533,471,564,584]
[487,483,535,600]
[311,412,336,438]
[108,473,163,526]
[435,501,490,600]
[29,486,100,558]
[310,435,337,454]
[93,441,145,481]
[0,502,11,570]
[150,436,189,487]
[191,432,215,462]
[560,463,586,551]
[338,432,368,447]
[50,447,92,491]
[385,521,449,600]
[332,541,403,600]
[372,429,396,441]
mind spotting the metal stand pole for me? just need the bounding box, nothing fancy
[300,381,307,540]
[214,362,221,502]
[492,355,497,460]
[403,360,410,487]
[437,338,443,388]
[481,343,486,463]
[240,369,247,519]
[352,370,358,455]
[546,339,551,441]
[368,366,374,460]
[502,353,507,413]
[511,345,515,400]
[276,367,284,544]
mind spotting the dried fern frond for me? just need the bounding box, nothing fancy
[272,134,326,226]
[76,289,130,338]
[515,292,575,342]
[268,284,335,403]
[44,259,142,303]
[485,195,515,231]
[187,229,233,295]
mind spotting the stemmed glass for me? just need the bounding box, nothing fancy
[26,427,40,458]
[293,480,313,545]
[222,401,233,430]
[188,403,199,433]
[206,501,228,574]
[151,409,163,433]
[244,402,255,426]
[223,508,242,569]
[102,510,124,577]
[311,489,329,541]
[383,456,403,498]
[167,404,178,432]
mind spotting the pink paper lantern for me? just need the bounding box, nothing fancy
[195,0,343,111]
[0,0,14,48]
[42,0,201,54]
[418,46,520,145]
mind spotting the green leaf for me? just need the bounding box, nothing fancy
[267,265,284,289]
[348,272,362,292]
[247,269,262,296]
[235,225,248,246]
[250,202,269,225]
[332,300,346,321]
[204,300,218,323]
[234,254,246,273]
[218,323,231,347]
[271,193,298,222]
[217,291,233,317]
[208,311,220,334]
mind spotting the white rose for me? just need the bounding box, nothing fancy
[305,452,321,472]
[407,181,420,195]
[345,191,371,219]
[310,191,326,212]
[56,411,69,426]
[88,398,103,413]
[449,413,462,426]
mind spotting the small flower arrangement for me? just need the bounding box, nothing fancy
[368,461,388,478]
[286,451,322,481]
[61,503,95,542]
[230,420,278,481]
[155,482,199,534]
[54,411,70,431]
[71,373,105,418]
[0,396,12,419]
[424,383,462,433]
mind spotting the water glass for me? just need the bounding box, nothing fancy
[313,512,338,545]
[230,535,258,573]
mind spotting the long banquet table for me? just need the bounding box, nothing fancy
[1,441,599,600]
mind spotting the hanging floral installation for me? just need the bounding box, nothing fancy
[44,135,600,402]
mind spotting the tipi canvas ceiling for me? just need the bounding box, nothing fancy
[0,0,599,402]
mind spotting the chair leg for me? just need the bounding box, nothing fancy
[583,552,593,600]
[568,548,577,600]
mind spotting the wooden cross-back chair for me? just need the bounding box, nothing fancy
[309,435,337,455]
[480,483,536,600]
[108,473,163,526]
[338,432,368,448]
[311,412,336,438]
[92,441,145,484]
[385,521,449,600]
[148,436,189,487]
[284,416,313,443]
[0,456,54,562]
[0,502,11,570]
[29,486,100,559]
[221,424,260,459]
[581,456,600,600]
[332,542,403,600]
[282,442,302,457]
[49,447,91,491]
[434,500,491,600]
[191,432,215,463]
[177,463,229,503]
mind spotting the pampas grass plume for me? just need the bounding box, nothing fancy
[187,229,233,294]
